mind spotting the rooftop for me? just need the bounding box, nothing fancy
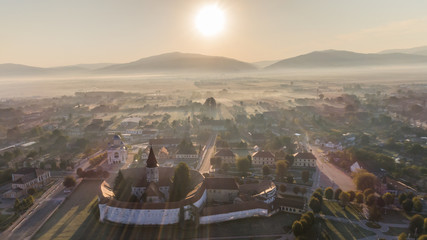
[205,177,239,190]
[252,150,275,158]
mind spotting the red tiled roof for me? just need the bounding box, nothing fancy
[252,150,275,158]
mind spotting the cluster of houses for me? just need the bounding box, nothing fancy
[3,167,51,199]
[213,147,317,168]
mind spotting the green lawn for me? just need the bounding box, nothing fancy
[313,218,376,240]
[33,180,103,240]
[0,213,19,231]
[322,200,365,220]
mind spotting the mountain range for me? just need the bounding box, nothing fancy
[1,46,427,77]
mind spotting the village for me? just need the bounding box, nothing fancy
[0,80,426,239]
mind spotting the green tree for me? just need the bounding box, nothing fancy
[364,188,375,199]
[398,193,407,205]
[368,205,381,222]
[334,188,342,201]
[324,187,333,200]
[276,160,288,181]
[236,157,251,176]
[63,175,76,188]
[353,170,377,191]
[356,192,364,204]
[409,214,424,236]
[292,220,304,236]
[262,165,271,177]
[309,197,321,213]
[287,175,294,183]
[315,188,323,196]
[312,192,323,204]
[366,194,376,207]
[403,199,414,212]
[339,191,350,209]
[170,162,191,201]
[398,232,407,240]
[413,197,423,212]
[300,218,309,232]
[13,198,21,211]
[301,170,309,183]
[382,192,395,208]
[348,190,356,202]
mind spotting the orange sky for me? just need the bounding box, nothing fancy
[1,0,427,67]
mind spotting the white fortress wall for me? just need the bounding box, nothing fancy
[199,208,269,225]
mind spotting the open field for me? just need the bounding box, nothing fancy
[322,200,365,221]
[33,180,103,240]
[313,218,376,240]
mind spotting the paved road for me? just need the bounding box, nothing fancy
[198,133,217,174]
[311,145,356,191]
[1,179,67,240]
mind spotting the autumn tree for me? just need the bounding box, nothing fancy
[339,191,350,209]
[324,187,333,200]
[275,160,288,181]
[353,170,377,191]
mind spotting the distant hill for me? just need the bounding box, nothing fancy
[0,63,48,76]
[0,63,90,77]
[379,45,427,56]
[265,50,427,69]
[251,60,280,68]
[98,52,256,73]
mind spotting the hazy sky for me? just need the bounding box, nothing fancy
[1,0,427,67]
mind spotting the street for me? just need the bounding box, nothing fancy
[311,145,356,191]
[197,133,217,174]
[1,179,67,240]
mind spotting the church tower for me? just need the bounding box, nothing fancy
[146,146,159,183]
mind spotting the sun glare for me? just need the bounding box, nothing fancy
[195,5,225,37]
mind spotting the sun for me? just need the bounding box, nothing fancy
[195,5,225,37]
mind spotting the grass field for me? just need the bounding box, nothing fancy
[314,218,376,240]
[322,200,365,221]
[33,180,103,240]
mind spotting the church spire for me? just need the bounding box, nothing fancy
[146,146,158,168]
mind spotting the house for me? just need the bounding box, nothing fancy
[350,161,362,173]
[149,138,181,148]
[239,180,277,204]
[214,149,236,164]
[205,178,239,203]
[273,195,306,214]
[175,149,199,160]
[293,152,316,167]
[120,117,141,129]
[252,150,275,166]
[3,168,51,198]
